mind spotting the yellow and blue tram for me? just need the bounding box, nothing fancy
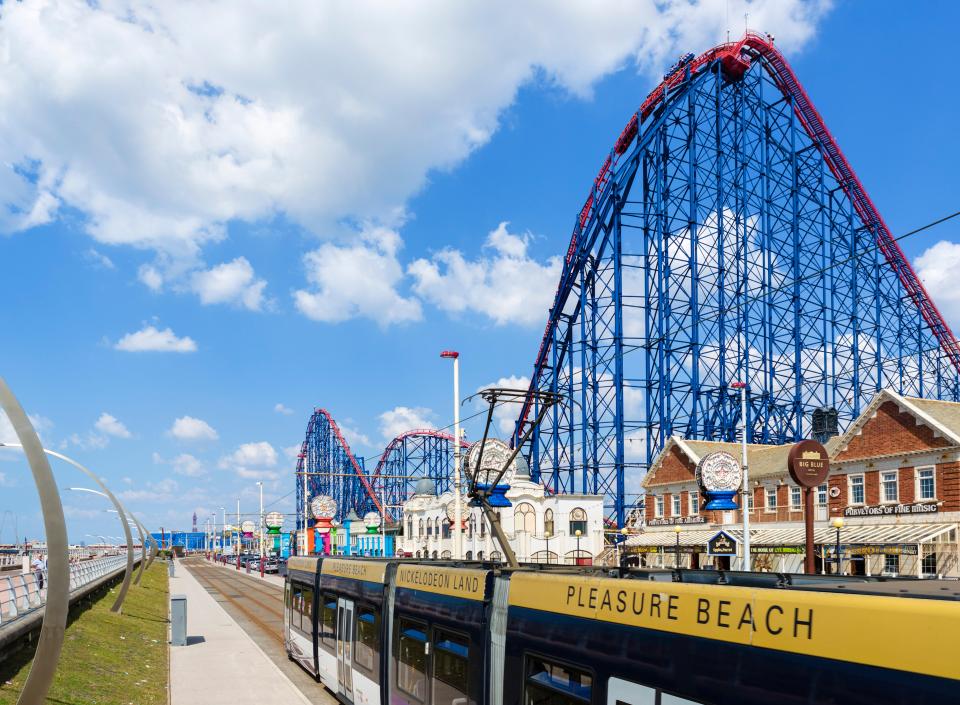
[284,557,960,704]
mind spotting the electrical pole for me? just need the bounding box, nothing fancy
[441,350,462,559]
[733,381,751,570]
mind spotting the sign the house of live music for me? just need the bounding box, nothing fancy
[633,389,960,576]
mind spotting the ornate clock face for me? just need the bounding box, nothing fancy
[240,520,256,534]
[363,511,381,529]
[265,511,284,529]
[696,452,743,492]
[444,496,467,521]
[466,439,513,485]
[311,495,337,520]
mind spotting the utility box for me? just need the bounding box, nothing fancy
[171,594,187,646]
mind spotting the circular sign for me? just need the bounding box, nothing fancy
[696,451,743,493]
[363,511,381,529]
[466,439,513,485]
[264,511,284,529]
[311,495,337,520]
[787,439,830,488]
[240,520,256,534]
[444,496,467,521]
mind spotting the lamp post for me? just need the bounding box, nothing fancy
[730,381,750,571]
[831,517,844,575]
[257,481,265,577]
[440,350,463,560]
[674,525,682,569]
[617,527,629,567]
[575,529,582,565]
[219,507,225,556]
[236,498,241,569]
[544,530,551,564]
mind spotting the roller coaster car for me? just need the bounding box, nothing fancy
[663,52,695,80]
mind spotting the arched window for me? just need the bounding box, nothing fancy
[426,520,432,537]
[415,550,421,558]
[465,551,473,560]
[435,518,441,536]
[442,519,451,539]
[418,518,424,537]
[480,514,487,538]
[406,517,413,537]
[569,507,587,536]
[477,551,484,561]
[565,549,592,566]
[531,550,558,564]
[441,550,452,559]
[514,503,535,533]
[467,514,475,539]
[431,550,438,559]
[544,508,555,536]
[490,550,502,563]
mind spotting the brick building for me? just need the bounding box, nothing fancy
[628,389,960,577]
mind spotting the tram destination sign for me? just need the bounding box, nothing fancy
[647,516,707,526]
[843,502,939,518]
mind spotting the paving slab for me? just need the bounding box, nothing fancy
[169,558,312,705]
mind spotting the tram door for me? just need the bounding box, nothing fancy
[336,597,355,701]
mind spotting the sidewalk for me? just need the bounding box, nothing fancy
[169,560,310,705]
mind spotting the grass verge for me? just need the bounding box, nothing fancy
[0,561,169,705]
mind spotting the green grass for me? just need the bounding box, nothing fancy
[0,562,169,705]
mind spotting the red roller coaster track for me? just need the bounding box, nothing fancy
[518,31,960,440]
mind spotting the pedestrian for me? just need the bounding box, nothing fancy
[31,554,44,590]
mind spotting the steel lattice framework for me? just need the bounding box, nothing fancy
[370,430,471,521]
[514,33,960,527]
[295,410,468,526]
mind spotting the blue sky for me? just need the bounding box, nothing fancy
[2,1,959,542]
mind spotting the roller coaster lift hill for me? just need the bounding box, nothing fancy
[464,387,563,568]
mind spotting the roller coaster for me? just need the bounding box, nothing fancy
[297,32,960,530]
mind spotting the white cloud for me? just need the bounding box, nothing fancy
[114,325,197,353]
[338,421,371,450]
[94,412,131,439]
[0,1,828,272]
[0,411,52,451]
[283,444,302,461]
[274,403,294,416]
[118,477,180,503]
[138,265,164,292]
[189,257,268,311]
[294,226,421,327]
[168,416,219,442]
[916,240,960,328]
[379,406,434,441]
[171,453,206,477]
[410,222,562,326]
[220,441,279,480]
[84,248,115,270]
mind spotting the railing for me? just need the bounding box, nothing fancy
[0,552,141,627]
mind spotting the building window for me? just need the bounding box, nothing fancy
[849,475,865,505]
[817,483,827,506]
[922,552,938,576]
[418,518,424,537]
[426,521,433,537]
[544,509,555,536]
[569,508,587,535]
[406,517,413,538]
[689,492,699,515]
[480,514,486,538]
[881,471,898,503]
[435,518,441,537]
[672,495,681,517]
[654,497,664,518]
[442,519,451,539]
[514,503,536,533]
[916,467,936,501]
[747,490,754,511]
[790,486,802,509]
[765,487,777,510]
[883,554,899,576]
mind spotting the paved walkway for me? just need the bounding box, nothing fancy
[169,559,311,705]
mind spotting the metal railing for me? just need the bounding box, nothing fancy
[0,552,141,626]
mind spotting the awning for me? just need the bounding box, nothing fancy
[627,523,957,549]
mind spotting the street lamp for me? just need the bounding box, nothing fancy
[575,529,582,564]
[831,517,844,575]
[257,481,265,577]
[441,350,463,560]
[617,527,629,567]
[730,381,750,570]
[674,525,682,569]
[544,530,552,564]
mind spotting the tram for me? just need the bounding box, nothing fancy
[284,556,960,705]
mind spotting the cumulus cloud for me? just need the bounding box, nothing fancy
[171,453,206,477]
[83,248,115,270]
[410,222,562,326]
[114,325,197,353]
[337,421,372,450]
[379,406,435,441]
[94,412,131,439]
[916,240,960,328]
[168,416,219,442]
[478,375,531,435]
[0,1,828,286]
[0,410,53,451]
[274,403,294,416]
[220,441,280,480]
[189,257,268,311]
[294,226,421,327]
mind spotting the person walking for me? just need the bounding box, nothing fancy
[31,554,45,590]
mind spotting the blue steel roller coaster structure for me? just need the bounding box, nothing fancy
[296,33,960,532]
[512,32,960,527]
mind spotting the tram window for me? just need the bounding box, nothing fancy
[321,593,337,646]
[397,618,428,701]
[355,606,379,672]
[433,628,469,705]
[284,583,291,609]
[524,655,592,705]
[301,587,314,632]
[291,585,302,626]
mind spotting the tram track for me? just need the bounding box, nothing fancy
[182,557,336,705]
